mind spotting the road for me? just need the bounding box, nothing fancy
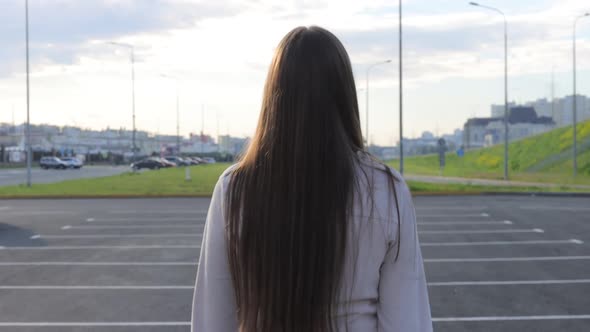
[406,174,590,190]
[0,196,588,331]
[0,166,130,187]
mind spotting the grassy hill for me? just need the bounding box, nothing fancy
[388,119,590,185]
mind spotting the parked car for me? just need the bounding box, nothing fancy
[131,158,165,170]
[202,157,217,164]
[185,157,201,165]
[40,156,69,169]
[191,157,204,164]
[60,157,84,169]
[156,158,176,168]
[164,156,190,166]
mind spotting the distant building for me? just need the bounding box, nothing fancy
[218,135,249,157]
[493,95,590,128]
[465,106,555,148]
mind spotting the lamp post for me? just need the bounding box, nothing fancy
[160,74,181,154]
[469,2,509,180]
[108,42,137,163]
[25,0,31,187]
[365,60,392,147]
[399,0,404,174]
[573,13,589,177]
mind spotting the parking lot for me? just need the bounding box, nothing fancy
[0,166,130,187]
[0,196,589,331]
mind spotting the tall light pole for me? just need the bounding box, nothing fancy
[469,2,509,180]
[24,0,32,187]
[160,74,181,154]
[109,42,137,163]
[399,0,404,174]
[573,13,589,178]
[365,60,391,147]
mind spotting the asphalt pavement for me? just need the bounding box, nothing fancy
[0,166,130,187]
[0,196,589,331]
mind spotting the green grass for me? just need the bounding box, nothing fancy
[0,162,584,198]
[0,164,230,197]
[391,120,590,185]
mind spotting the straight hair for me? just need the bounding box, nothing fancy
[225,26,399,332]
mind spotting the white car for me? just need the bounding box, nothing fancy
[60,157,84,169]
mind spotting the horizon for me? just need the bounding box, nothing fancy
[1,0,590,145]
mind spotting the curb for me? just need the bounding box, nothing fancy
[1,191,588,200]
[0,194,212,200]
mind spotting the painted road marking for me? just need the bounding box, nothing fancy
[418,221,512,225]
[433,315,590,322]
[428,279,590,286]
[0,285,194,290]
[30,233,203,239]
[64,224,204,230]
[0,245,201,250]
[0,262,197,266]
[425,256,590,263]
[108,210,207,215]
[87,217,204,222]
[417,214,490,218]
[415,206,488,211]
[0,322,191,327]
[421,239,583,246]
[419,228,543,234]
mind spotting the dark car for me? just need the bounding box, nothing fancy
[131,158,165,170]
[40,156,69,169]
[185,157,201,165]
[156,158,176,168]
[164,156,190,166]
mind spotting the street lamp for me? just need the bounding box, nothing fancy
[399,0,404,174]
[25,0,31,187]
[160,74,181,154]
[573,13,589,177]
[365,60,392,147]
[108,42,137,163]
[469,2,509,180]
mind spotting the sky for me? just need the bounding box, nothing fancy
[1,0,590,145]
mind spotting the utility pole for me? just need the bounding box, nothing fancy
[25,0,32,187]
[399,0,404,174]
[201,104,205,154]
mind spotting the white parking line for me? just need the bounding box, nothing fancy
[87,217,204,222]
[425,256,590,263]
[63,225,204,230]
[433,315,590,322]
[0,285,194,290]
[421,239,583,246]
[418,221,512,225]
[428,279,590,286]
[520,206,590,212]
[30,233,203,239]
[0,322,191,327]
[0,245,201,250]
[417,214,490,218]
[0,262,197,266]
[416,206,488,211]
[419,228,543,234]
[108,210,207,215]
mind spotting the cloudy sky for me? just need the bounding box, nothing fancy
[1,0,590,145]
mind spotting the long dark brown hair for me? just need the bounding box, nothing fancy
[226,26,398,332]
